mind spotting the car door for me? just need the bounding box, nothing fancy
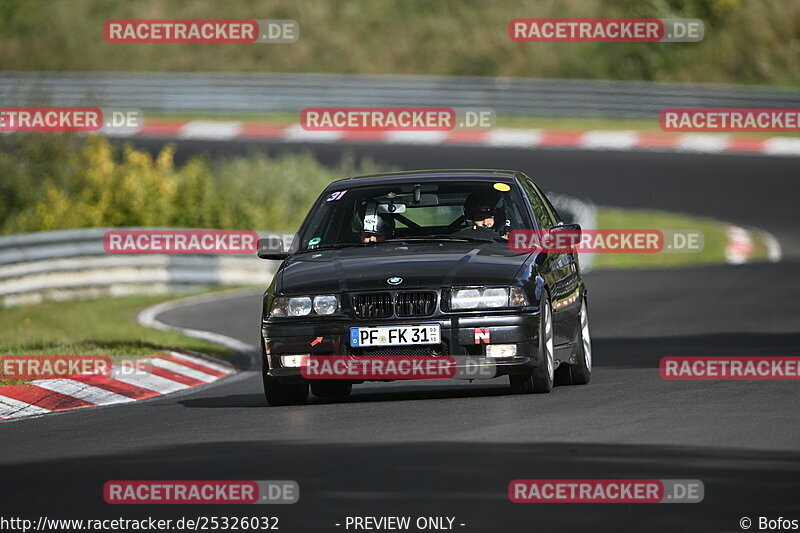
[518,177,580,348]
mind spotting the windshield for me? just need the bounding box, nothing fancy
[294,180,533,252]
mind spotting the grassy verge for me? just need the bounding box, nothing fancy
[495,116,800,138]
[0,289,241,385]
[0,291,228,356]
[0,290,236,357]
[593,207,769,269]
[146,112,800,138]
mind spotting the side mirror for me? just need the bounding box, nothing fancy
[257,237,289,260]
[549,223,581,235]
[548,223,582,253]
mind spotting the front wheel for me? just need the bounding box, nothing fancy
[509,292,554,394]
[263,374,309,406]
[558,296,592,386]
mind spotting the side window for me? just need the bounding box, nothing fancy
[529,179,562,226]
[519,178,555,229]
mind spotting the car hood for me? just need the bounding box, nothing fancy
[277,242,531,294]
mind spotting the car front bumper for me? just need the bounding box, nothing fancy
[261,312,541,383]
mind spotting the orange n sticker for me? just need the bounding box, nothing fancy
[474,328,491,344]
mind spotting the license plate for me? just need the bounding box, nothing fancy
[350,324,440,347]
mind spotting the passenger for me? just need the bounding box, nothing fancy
[359,211,396,243]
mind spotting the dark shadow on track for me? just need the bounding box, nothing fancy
[177,383,513,409]
[178,393,266,409]
[177,329,800,410]
[596,332,800,368]
[2,440,799,533]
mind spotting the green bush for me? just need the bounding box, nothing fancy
[0,134,387,233]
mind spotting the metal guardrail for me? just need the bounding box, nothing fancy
[0,228,290,307]
[1,72,798,118]
[0,196,593,307]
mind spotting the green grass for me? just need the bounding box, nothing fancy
[0,291,232,357]
[494,116,800,138]
[0,289,241,385]
[1,0,799,85]
[151,112,663,132]
[593,207,769,269]
[146,112,800,138]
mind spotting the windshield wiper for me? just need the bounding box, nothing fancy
[299,242,372,252]
[300,235,498,252]
[386,235,496,243]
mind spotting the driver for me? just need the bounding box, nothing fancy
[454,191,508,240]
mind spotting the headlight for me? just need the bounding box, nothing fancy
[269,295,341,317]
[450,287,529,310]
[482,288,508,308]
[451,288,483,309]
[313,295,339,315]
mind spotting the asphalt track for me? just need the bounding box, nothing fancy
[1,140,799,532]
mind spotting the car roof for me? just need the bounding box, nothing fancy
[327,169,525,190]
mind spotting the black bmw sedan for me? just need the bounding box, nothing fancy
[258,169,591,405]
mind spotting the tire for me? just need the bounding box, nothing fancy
[311,380,353,399]
[263,373,309,406]
[559,296,592,386]
[509,292,554,394]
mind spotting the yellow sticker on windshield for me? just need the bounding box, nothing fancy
[493,183,511,192]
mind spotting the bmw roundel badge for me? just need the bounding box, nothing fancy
[387,277,403,285]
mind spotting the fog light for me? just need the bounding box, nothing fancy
[280,355,309,367]
[486,344,517,358]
